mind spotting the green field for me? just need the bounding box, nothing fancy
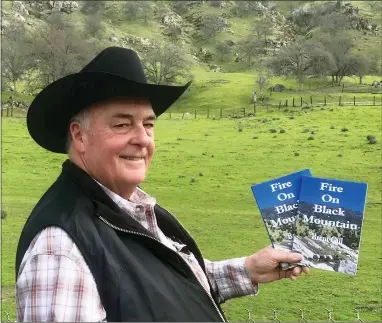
[2,102,381,321]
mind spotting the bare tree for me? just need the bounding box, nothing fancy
[81,0,106,14]
[215,41,232,62]
[1,23,32,93]
[28,19,100,92]
[269,36,315,90]
[84,11,105,38]
[124,1,152,24]
[200,14,227,37]
[142,42,192,85]
[252,18,273,44]
[255,68,272,96]
[237,37,262,66]
[313,32,355,84]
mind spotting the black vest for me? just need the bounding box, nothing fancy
[16,160,226,322]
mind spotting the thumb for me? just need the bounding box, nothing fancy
[271,249,303,263]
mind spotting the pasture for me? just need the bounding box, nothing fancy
[1,104,381,321]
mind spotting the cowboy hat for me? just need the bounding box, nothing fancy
[27,46,192,153]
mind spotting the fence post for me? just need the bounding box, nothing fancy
[285,99,288,108]
[169,112,171,119]
[7,107,9,117]
[243,107,246,117]
[194,109,196,119]
[354,96,356,106]
[324,97,327,106]
[279,101,281,110]
[310,96,313,106]
[339,96,342,106]
[342,83,344,93]
[253,104,256,114]
[182,112,185,119]
[220,108,222,118]
[293,98,295,107]
[232,108,234,116]
[11,106,14,117]
[207,108,209,119]
[374,96,376,106]
[1,108,3,117]
[300,97,303,107]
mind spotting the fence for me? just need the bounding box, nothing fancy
[1,94,381,120]
[1,307,374,322]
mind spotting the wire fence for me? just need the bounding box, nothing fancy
[2,307,377,322]
[1,94,381,120]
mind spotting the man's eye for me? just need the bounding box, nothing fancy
[115,124,130,128]
[145,123,154,128]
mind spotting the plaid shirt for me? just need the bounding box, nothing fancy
[16,184,258,322]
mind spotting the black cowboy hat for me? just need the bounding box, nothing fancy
[27,46,192,153]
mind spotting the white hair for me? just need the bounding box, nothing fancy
[65,108,91,156]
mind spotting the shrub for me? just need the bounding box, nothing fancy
[307,136,314,140]
[330,126,335,129]
[190,178,196,183]
[279,129,286,134]
[253,136,258,139]
[295,152,300,156]
[199,172,204,176]
[1,210,7,219]
[369,138,377,145]
[367,135,375,141]
[341,128,349,132]
[238,128,243,132]
[338,154,342,157]
[289,116,295,119]
[302,129,310,133]
[311,131,315,134]
[270,129,277,133]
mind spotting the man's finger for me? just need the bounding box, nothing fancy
[271,249,303,263]
[291,266,302,277]
[302,266,310,274]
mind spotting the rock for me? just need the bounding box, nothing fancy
[271,84,286,92]
[338,260,357,275]
[60,1,79,14]
[9,86,15,91]
[13,1,29,15]
[14,12,26,23]
[161,12,183,28]
[1,19,10,33]
[198,47,213,62]
[109,35,119,42]
[209,64,222,72]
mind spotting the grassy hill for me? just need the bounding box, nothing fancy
[2,104,381,321]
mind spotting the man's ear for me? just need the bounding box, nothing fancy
[69,122,86,153]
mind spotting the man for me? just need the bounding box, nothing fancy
[16,47,308,322]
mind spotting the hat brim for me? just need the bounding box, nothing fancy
[27,72,192,153]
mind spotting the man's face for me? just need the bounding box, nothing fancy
[72,97,156,197]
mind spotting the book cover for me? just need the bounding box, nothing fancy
[292,176,368,275]
[251,169,312,269]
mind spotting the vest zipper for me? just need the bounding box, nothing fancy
[98,215,226,322]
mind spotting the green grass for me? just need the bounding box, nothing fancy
[2,103,381,321]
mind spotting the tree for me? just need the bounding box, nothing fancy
[252,18,273,44]
[215,41,232,62]
[269,36,315,90]
[28,18,101,91]
[313,32,356,84]
[124,1,152,24]
[81,0,106,14]
[142,41,192,85]
[200,14,227,37]
[84,11,105,38]
[317,11,351,35]
[255,68,271,96]
[237,37,262,66]
[1,23,32,93]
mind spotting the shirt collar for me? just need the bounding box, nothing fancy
[93,179,156,214]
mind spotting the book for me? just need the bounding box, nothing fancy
[292,176,368,275]
[251,169,312,270]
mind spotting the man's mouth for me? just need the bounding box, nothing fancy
[120,156,145,161]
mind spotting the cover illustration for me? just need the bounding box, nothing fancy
[251,169,312,269]
[292,176,367,275]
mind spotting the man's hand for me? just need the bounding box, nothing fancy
[245,247,309,284]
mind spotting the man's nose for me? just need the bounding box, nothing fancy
[130,125,151,147]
